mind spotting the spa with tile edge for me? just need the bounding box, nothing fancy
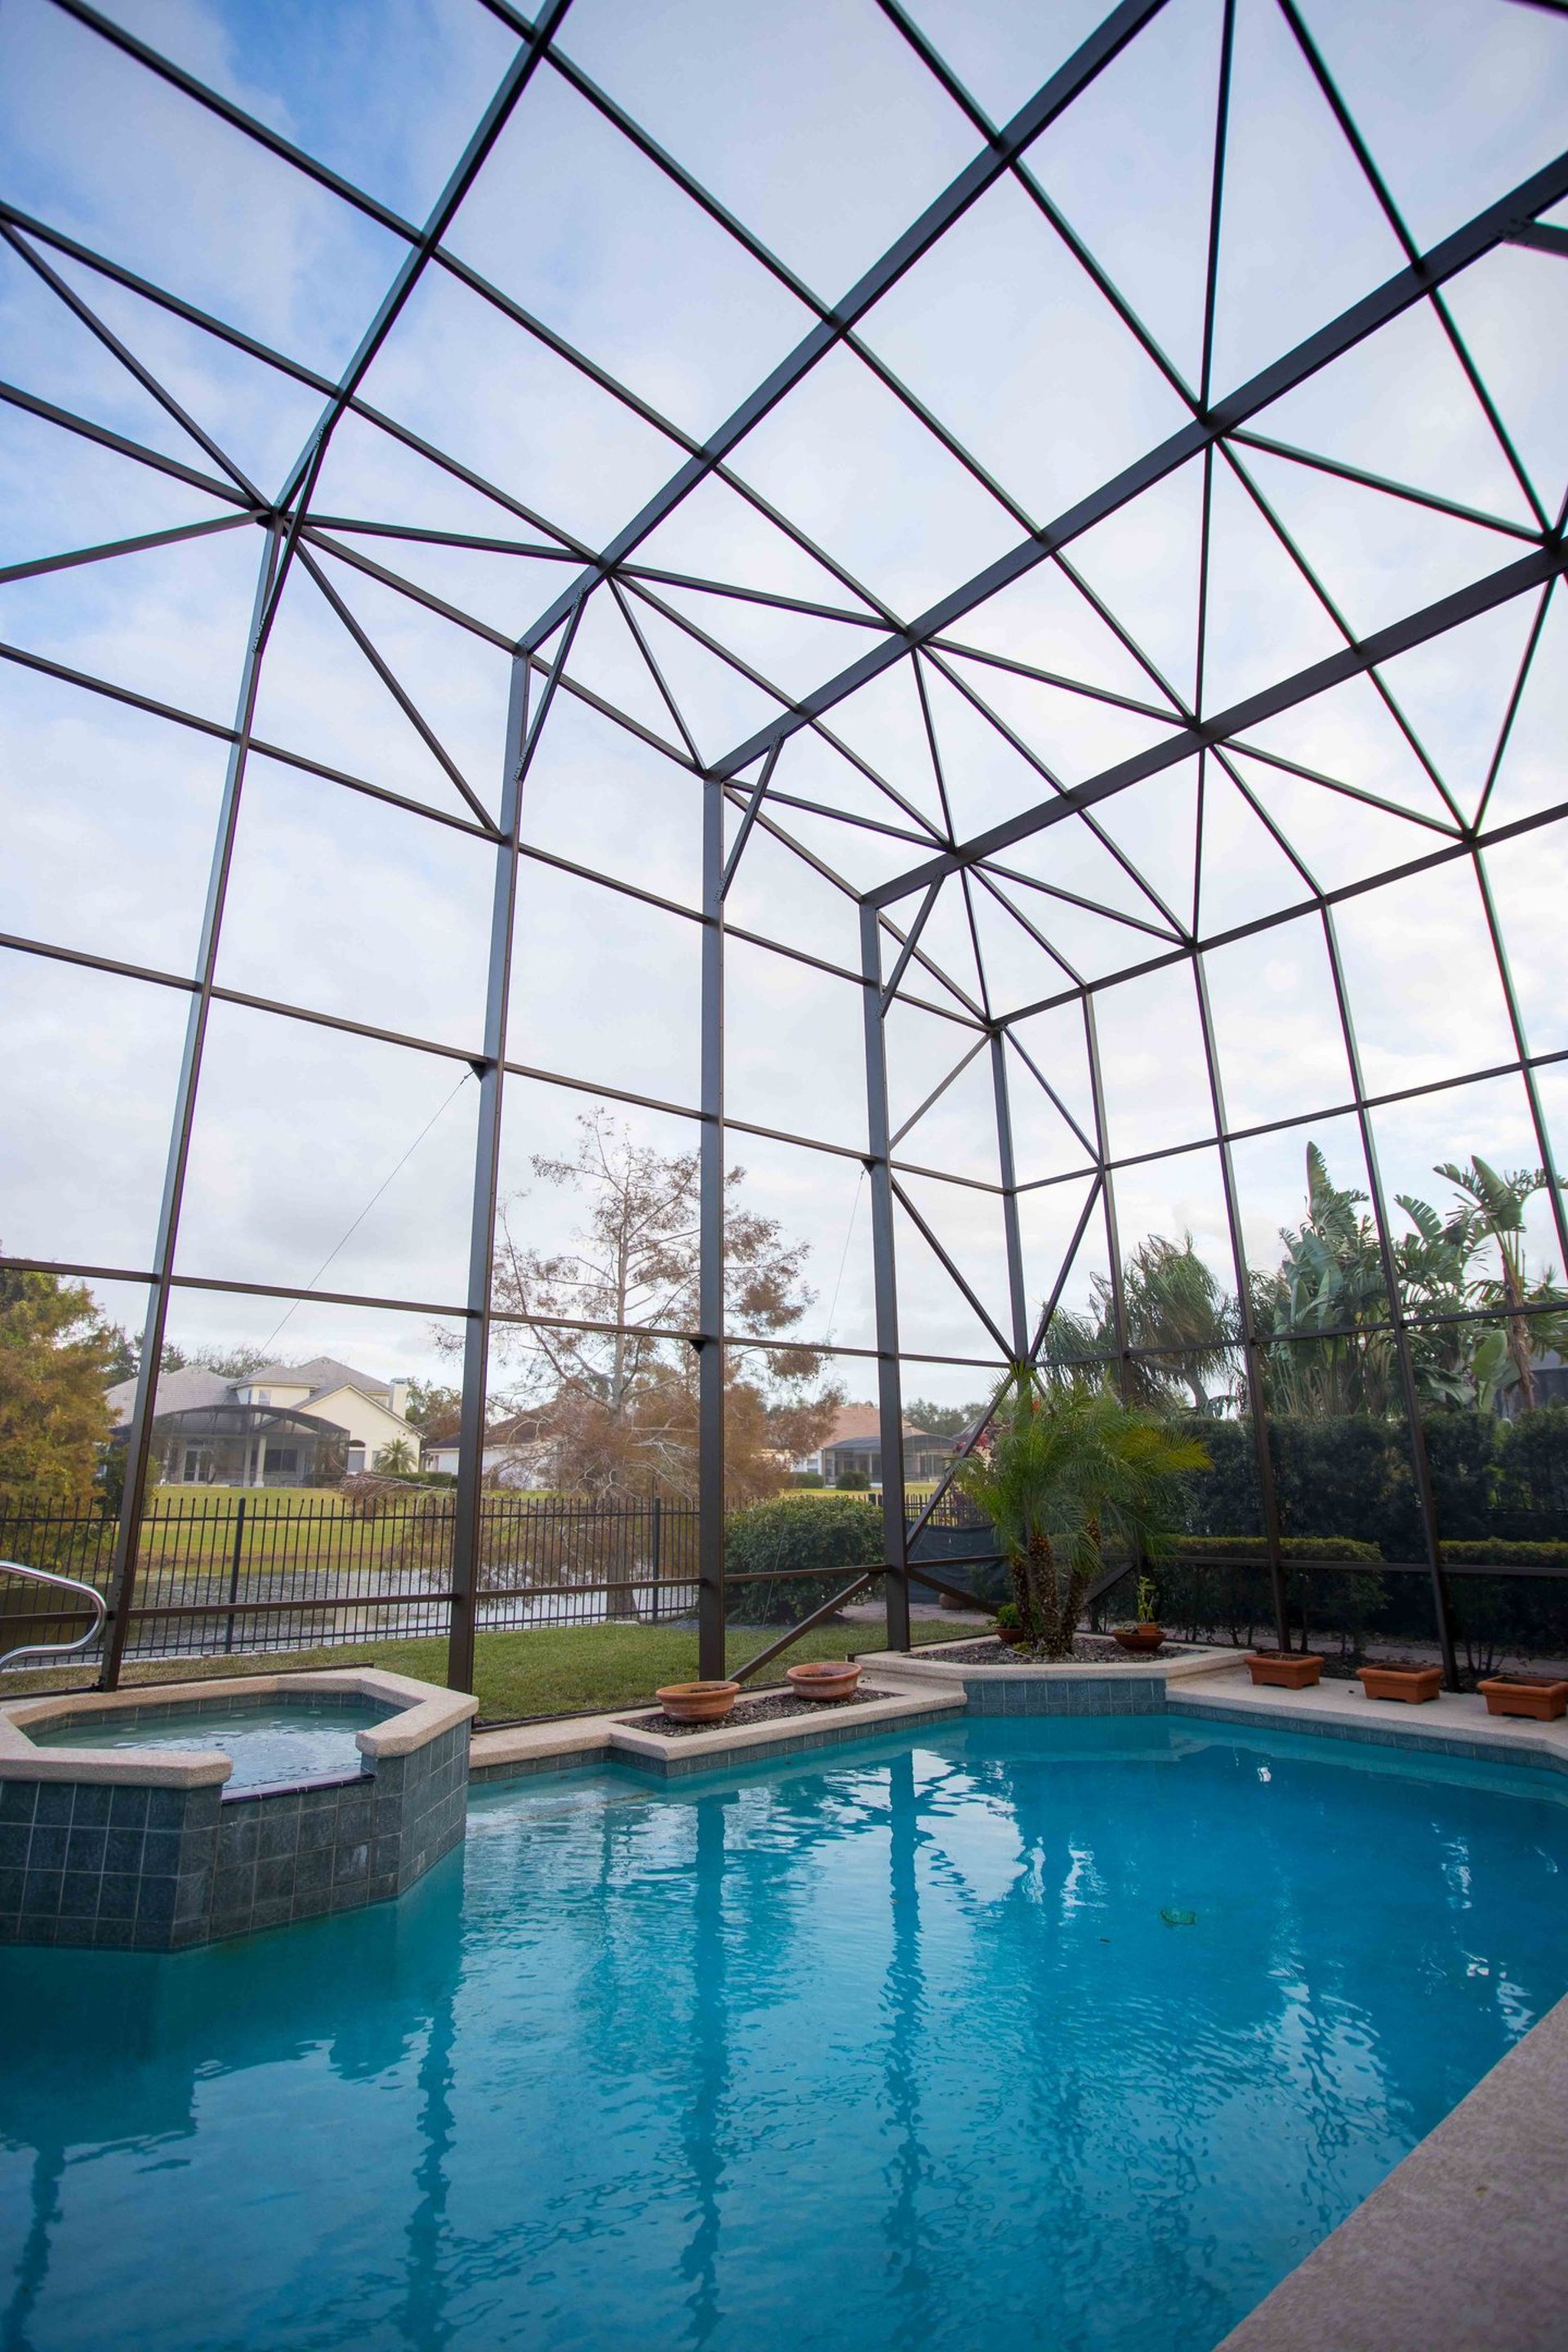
[0,1667,476,1949]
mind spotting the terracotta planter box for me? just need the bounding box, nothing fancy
[786,1661,862,1704]
[656,1680,741,1724]
[1478,1677,1568,1722]
[1359,1664,1443,1704]
[993,1624,1030,1646]
[1112,1624,1165,1655]
[1246,1650,1323,1690]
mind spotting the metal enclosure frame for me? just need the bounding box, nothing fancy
[1,0,1566,1694]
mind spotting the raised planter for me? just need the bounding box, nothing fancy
[1112,1624,1165,1655]
[1360,1663,1443,1704]
[786,1660,862,1703]
[1246,1650,1323,1690]
[655,1681,741,1724]
[1478,1674,1568,1722]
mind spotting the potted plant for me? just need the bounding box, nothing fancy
[1112,1573,1166,1655]
[656,1680,742,1724]
[992,1601,1030,1647]
[1245,1647,1323,1690]
[1358,1659,1443,1704]
[1477,1671,1568,1722]
[786,1660,862,1702]
[956,1365,1209,1661]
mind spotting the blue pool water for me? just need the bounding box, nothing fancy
[26,1700,386,1791]
[2,1715,1566,2352]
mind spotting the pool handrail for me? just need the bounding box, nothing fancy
[0,1559,109,1675]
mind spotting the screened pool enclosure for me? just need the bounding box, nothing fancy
[3,0,1568,1695]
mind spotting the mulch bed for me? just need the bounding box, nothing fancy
[626,1687,888,1736]
[935,1636,1188,1665]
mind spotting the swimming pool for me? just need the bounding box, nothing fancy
[24,1697,389,1792]
[2,1714,1565,2352]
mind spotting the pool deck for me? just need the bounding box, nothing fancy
[470,1678,964,1782]
[1218,1986,1568,2352]
[1166,1663,1568,1773]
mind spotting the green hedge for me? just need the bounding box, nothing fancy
[724,1494,885,1626]
[1438,1540,1568,1567]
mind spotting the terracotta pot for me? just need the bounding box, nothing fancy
[1479,1676,1568,1722]
[656,1680,741,1724]
[1359,1663,1443,1704]
[1112,1624,1165,1655]
[993,1623,1030,1646]
[1246,1650,1323,1690]
[786,1660,862,1703]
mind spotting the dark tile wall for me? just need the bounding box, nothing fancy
[0,1720,470,1950]
[962,1674,1165,1716]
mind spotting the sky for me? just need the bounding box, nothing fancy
[2,0,1567,1405]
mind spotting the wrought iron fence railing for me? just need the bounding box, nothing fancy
[0,1493,703,1667]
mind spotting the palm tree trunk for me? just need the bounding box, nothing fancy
[1028,1530,1071,1658]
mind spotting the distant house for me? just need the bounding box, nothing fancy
[106,1358,420,1488]
[808,1402,958,1486]
[420,1409,553,1488]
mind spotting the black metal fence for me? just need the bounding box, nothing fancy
[0,1493,702,1667]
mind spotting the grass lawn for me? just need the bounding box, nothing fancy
[0,1618,967,1722]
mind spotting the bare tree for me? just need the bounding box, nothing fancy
[486,1111,840,1500]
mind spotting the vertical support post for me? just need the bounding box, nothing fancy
[649,1493,662,1626]
[1473,852,1568,1282]
[1321,908,1460,1689]
[100,531,283,1689]
[991,1031,1029,1361]
[443,603,595,1694]
[1081,996,1132,1397]
[697,773,728,1680]
[1192,955,1291,1652]
[861,905,911,1652]
[224,1493,245,1655]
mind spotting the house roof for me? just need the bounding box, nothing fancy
[243,1358,395,1403]
[819,1402,945,1449]
[105,1367,229,1425]
[106,1356,404,1428]
[422,1409,553,1450]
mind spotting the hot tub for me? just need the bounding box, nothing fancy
[0,1668,477,1950]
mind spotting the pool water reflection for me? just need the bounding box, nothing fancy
[2,1717,1566,2352]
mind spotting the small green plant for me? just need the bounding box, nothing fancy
[1134,1573,1159,1624]
[994,1601,1021,1631]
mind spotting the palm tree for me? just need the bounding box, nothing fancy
[1036,1235,1236,1412]
[376,1437,416,1476]
[1250,1144,1396,1416]
[956,1365,1209,1658]
[1432,1157,1567,1409]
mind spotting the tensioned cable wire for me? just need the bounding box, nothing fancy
[254,1067,476,1359]
[822,1167,866,1348]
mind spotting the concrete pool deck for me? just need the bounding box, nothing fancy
[1166,1662,1568,1774]
[1218,1987,1568,2352]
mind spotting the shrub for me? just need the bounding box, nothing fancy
[724,1492,884,1626]
[1119,1536,1384,1653]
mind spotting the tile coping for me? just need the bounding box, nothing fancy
[0,1668,477,1787]
[878,1640,1245,1686]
